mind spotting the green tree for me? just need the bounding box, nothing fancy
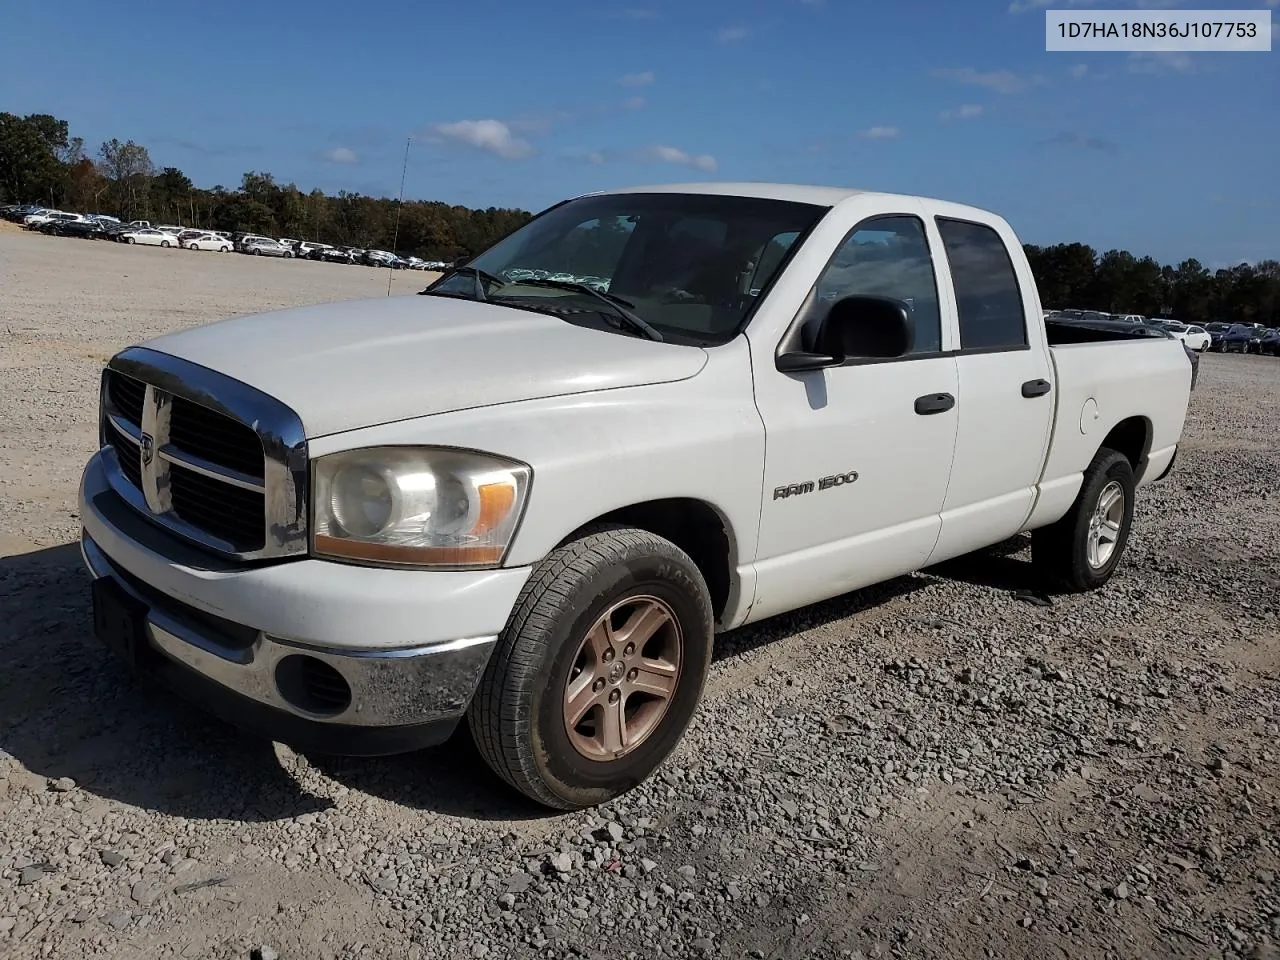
[98,138,155,219]
[0,112,69,203]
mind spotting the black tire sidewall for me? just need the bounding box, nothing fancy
[1069,451,1135,588]
[529,549,712,806]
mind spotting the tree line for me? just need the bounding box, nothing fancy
[1025,242,1279,326]
[0,111,531,259]
[2,110,1276,323]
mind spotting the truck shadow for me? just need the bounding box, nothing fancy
[0,542,537,823]
[922,534,1052,596]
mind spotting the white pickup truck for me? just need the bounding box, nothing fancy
[79,182,1193,809]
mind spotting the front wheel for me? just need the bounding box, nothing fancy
[468,524,714,810]
[1032,448,1135,592]
[161,240,170,247]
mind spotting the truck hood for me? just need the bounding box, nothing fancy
[141,295,708,437]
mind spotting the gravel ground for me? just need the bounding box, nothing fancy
[1,225,1277,960]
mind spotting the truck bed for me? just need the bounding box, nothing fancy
[1044,317,1172,346]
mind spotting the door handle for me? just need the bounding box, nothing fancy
[1021,378,1052,398]
[914,392,955,415]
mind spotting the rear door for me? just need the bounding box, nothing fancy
[925,208,1056,564]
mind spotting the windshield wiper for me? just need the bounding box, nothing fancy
[419,265,505,302]
[513,278,663,342]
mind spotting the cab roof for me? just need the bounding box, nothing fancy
[587,181,1000,222]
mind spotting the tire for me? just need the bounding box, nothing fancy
[252,249,261,256]
[125,237,135,244]
[161,240,170,247]
[1032,448,1135,592]
[468,523,714,810]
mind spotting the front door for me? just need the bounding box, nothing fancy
[748,210,960,623]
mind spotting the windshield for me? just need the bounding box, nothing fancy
[423,192,829,345]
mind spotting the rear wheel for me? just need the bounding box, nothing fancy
[161,240,170,247]
[468,524,714,810]
[1032,448,1135,592]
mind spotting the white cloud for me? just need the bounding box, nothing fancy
[624,96,646,110]
[715,25,748,42]
[940,104,984,121]
[858,126,901,140]
[430,119,534,159]
[619,70,655,87]
[1128,51,1196,74]
[321,147,358,165]
[1068,63,1089,79]
[931,67,1024,94]
[586,151,606,165]
[649,145,718,173]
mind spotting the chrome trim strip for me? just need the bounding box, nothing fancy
[81,532,493,727]
[101,346,309,560]
[157,445,266,493]
[108,414,142,444]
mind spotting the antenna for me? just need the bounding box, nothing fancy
[387,136,412,297]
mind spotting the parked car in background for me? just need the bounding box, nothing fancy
[362,249,398,267]
[1181,324,1211,352]
[294,241,330,259]
[240,237,291,257]
[1258,329,1280,356]
[235,234,275,253]
[119,228,177,247]
[182,232,233,252]
[1220,323,1260,354]
[318,246,356,263]
[49,218,108,240]
[25,210,81,229]
[1153,320,1210,352]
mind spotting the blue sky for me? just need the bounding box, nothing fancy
[3,0,1276,266]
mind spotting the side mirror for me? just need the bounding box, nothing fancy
[452,254,471,268]
[776,295,915,372]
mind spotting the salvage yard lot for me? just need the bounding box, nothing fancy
[1,225,1277,960]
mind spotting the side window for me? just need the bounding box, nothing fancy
[936,218,1028,351]
[748,230,801,296]
[813,215,941,355]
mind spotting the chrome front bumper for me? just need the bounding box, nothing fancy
[81,531,498,751]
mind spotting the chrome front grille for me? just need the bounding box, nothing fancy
[99,346,308,561]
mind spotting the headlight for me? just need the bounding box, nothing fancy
[311,447,531,568]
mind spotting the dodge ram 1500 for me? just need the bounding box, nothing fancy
[79,182,1194,809]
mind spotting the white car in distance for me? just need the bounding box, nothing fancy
[1153,320,1210,351]
[182,233,233,253]
[119,228,177,247]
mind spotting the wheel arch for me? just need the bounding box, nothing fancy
[560,498,737,625]
[1099,415,1153,482]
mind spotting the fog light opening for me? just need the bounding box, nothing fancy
[274,654,352,717]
